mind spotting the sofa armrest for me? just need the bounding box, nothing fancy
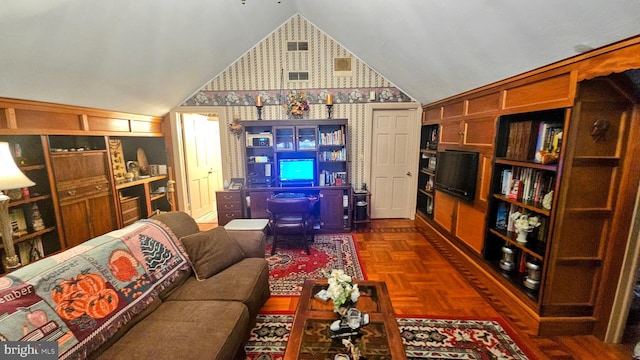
[226,230,266,258]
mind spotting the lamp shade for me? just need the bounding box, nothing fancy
[0,142,35,191]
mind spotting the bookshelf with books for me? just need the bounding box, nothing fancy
[484,108,565,303]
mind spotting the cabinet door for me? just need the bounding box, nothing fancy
[52,152,108,182]
[248,191,272,219]
[89,193,116,238]
[434,190,455,232]
[296,126,318,151]
[439,121,462,146]
[274,127,295,151]
[462,116,495,147]
[319,189,345,230]
[60,200,92,248]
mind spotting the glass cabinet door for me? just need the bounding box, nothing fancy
[296,126,318,151]
[274,126,295,151]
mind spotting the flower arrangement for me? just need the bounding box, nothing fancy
[510,211,541,243]
[284,91,310,118]
[229,116,243,137]
[325,269,360,313]
[511,211,540,232]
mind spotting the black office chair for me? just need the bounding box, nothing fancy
[266,197,315,255]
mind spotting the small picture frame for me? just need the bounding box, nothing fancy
[428,156,437,170]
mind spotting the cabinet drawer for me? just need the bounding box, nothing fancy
[58,180,110,202]
[218,202,242,211]
[121,197,140,211]
[218,211,243,226]
[216,191,242,203]
[122,208,141,225]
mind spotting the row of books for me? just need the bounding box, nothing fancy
[495,202,548,242]
[505,120,563,162]
[319,170,347,186]
[500,166,554,205]
[319,126,345,145]
[319,148,346,161]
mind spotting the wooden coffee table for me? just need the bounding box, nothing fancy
[284,279,407,360]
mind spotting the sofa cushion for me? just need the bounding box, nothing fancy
[181,227,246,280]
[96,300,250,360]
[166,258,270,320]
[150,211,200,239]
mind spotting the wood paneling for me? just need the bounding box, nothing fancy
[503,72,575,111]
[423,107,441,123]
[442,101,465,119]
[467,92,501,115]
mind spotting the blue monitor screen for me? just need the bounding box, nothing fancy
[279,159,315,183]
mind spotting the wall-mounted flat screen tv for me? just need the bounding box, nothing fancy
[278,158,315,186]
[435,150,479,201]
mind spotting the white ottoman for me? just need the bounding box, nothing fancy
[224,219,269,258]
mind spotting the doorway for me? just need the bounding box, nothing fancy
[169,108,229,222]
[364,103,421,219]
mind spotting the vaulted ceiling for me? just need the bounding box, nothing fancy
[1,1,639,117]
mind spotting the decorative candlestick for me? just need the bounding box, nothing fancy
[256,95,263,120]
[325,94,333,119]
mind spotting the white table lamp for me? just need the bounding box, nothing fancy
[0,141,35,270]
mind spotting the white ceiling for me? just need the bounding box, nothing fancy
[1,0,639,117]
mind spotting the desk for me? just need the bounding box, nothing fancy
[245,186,351,233]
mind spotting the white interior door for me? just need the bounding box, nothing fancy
[182,113,223,219]
[370,109,417,218]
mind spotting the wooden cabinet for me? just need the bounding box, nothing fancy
[52,150,117,248]
[319,188,350,231]
[215,190,244,225]
[439,116,495,148]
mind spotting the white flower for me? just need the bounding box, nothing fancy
[324,269,360,312]
[510,211,540,232]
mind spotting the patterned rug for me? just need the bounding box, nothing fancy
[265,234,365,296]
[245,314,531,359]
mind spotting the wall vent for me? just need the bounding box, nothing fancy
[288,71,309,81]
[334,57,352,77]
[287,41,309,51]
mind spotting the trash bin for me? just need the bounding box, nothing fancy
[355,201,368,221]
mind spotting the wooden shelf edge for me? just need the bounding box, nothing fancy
[116,175,167,189]
[0,227,56,249]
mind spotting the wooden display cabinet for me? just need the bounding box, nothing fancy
[417,38,640,338]
[0,135,62,273]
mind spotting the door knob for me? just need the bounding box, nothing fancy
[406,171,412,176]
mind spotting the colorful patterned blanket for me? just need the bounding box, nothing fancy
[0,219,189,359]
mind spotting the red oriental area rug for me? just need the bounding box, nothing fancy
[245,314,532,359]
[265,234,365,296]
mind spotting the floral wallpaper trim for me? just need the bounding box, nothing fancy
[183,87,411,106]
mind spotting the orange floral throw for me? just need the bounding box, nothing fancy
[0,219,189,359]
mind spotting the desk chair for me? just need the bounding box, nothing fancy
[266,197,314,255]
